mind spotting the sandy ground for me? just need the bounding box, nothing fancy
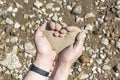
[0,0,120,80]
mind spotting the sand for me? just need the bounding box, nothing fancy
[44,29,79,53]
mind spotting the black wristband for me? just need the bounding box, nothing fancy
[29,64,49,77]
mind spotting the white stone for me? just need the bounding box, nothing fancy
[24,0,29,4]
[34,0,43,9]
[10,37,18,43]
[101,38,109,45]
[7,6,13,12]
[14,22,21,28]
[52,14,58,22]
[72,5,82,15]
[55,7,60,11]
[85,12,95,19]
[12,8,18,13]
[98,18,104,24]
[85,24,93,31]
[15,2,23,8]
[18,75,23,80]
[80,74,89,79]
[116,0,120,5]
[96,59,103,64]
[12,13,16,17]
[92,66,97,73]
[102,65,111,71]
[0,53,21,69]
[67,5,72,10]
[0,0,3,5]
[97,67,102,73]
[100,0,105,2]
[25,42,34,50]
[116,40,120,48]
[46,3,54,9]
[6,18,13,24]
[99,53,106,59]
[114,73,119,77]
[76,16,84,22]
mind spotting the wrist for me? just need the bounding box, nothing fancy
[34,54,54,72]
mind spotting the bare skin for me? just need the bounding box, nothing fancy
[24,22,85,80]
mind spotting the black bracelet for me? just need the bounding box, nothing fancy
[29,64,49,77]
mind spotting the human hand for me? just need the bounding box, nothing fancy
[58,27,85,66]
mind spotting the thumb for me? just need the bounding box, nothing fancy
[73,31,85,52]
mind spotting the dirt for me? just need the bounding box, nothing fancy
[0,0,120,80]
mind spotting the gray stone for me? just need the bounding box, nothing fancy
[10,37,18,43]
[102,65,111,71]
[6,18,13,24]
[72,5,82,15]
[0,53,21,69]
[0,9,4,16]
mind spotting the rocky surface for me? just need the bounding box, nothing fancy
[0,0,120,80]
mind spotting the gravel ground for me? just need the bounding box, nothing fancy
[0,0,120,80]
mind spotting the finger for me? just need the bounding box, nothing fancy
[60,29,67,34]
[59,34,65,38]
[53,31,60,37]
[73,32,85,51]
[65,26,81,32]
[55,23,62,31]
[49,22,56,30]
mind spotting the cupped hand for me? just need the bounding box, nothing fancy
[58,27,85,66]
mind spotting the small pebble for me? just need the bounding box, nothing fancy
[79,54,90,63]
[67,5,72,11]
[80,73,89,79]
[101,38,109,45]
[116,63,120,71]
[24,0,28,4]
[7,6,13,12]
[46,3,54,9]
[25,42,34,51]
[102,65,111,71]
[10,37,18,43]
[34,0,43,9]
[116,39,120,48]
[6,18,13,24]
[85,24,93,31]
[52,14,58,22]
[85,12,96,19]
[116,0,120,5]
[72,5,82,15]
[14,22,21,29]
[0,9,4,16]
[55,7,60,11]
